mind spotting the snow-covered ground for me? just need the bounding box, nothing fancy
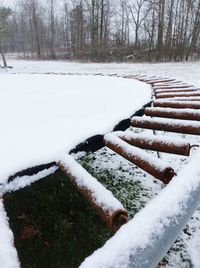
[1,58,200,267]
[1,58,200,87]
[0,74,150,183]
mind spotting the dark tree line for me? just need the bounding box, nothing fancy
[3,0,200,62]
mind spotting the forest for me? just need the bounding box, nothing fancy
[1,0,200,62]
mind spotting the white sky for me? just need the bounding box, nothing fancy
[1,0,16,8]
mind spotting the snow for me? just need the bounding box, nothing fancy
[1,59,200,87]
[170,97,200,101]
[1,58,200,266]
[80,148,200,268]
[60,154,125,213]
[0,166,58,195]
[0,74,151,183]
[0,199,20,268]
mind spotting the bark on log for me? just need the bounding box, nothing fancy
[131,116,200,135]
[155,89,197,95]
[103,134,176,184]
[59,155,128,231]
[156,92,200,99]
[116,131,192,156]
[154,85,193,90]
[145,107,200,121]
[154,100,200,109]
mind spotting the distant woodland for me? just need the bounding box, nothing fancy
[1,0,200,62]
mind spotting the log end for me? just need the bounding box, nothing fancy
[110,210,128,232]
[162,168,176,184]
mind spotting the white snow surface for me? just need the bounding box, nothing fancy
[1,59,200,87]
[0,74,151,183]
[0,199,20,268]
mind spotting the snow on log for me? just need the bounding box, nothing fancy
[156,91,200,99]
[80,148,200,268]
[167,97,200,102]
[154,81,183,87]
[155,88,198,94]
[0,199,20,268]
[146,79,175,84]
[145,107,200,121]
[116,131,192,156]
[131,116,200,135]
[154,85,193,90]
[103,133,175,184]
[58,155,128,231]
[154,100,200,109]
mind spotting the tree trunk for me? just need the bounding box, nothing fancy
[0,45,7,68]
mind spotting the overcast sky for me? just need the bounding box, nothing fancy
[1,0,16,8]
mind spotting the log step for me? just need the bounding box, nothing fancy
[154,100,200,109]
[168,97,200,102]
[103,133,176,184]
[147,79,175,84]
[156,91,200,99]
[154,85,193,90]
[59,155,128,231]
[155,88,198,94]
[145,107,200,121]
[131,116,200,135]
[116,131,192,156]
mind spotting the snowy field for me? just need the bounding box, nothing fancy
[1,58,200,87]
[1,58,200,267]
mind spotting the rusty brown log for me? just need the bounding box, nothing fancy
[103,133,176,184]
[153,100,200,109]
[116,131,192,156]
[154,81,183,87]
[154,85,193,90]
[145,107,200,121]
[131,116,200,135]
[59,155,128,231]
[155,89,198,95]
[147,79,175,85]
[156,92,200,99]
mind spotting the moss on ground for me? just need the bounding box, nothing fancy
[3,170,112,268]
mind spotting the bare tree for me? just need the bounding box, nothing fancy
[0,7,12,67]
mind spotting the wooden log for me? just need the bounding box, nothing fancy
[154,81,182,87]
[154,85,193,90]
[156,91,200,99]
[116,131,192,156]
[154,100,200,109]
[145,107,200,121]
[131,116,200,135]
[59,155,128,231]
[155,88,197,94]
[168,97,200,102]
[147,79,175,84]
[103,134,176,184]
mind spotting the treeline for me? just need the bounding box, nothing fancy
[5,0,200,62]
